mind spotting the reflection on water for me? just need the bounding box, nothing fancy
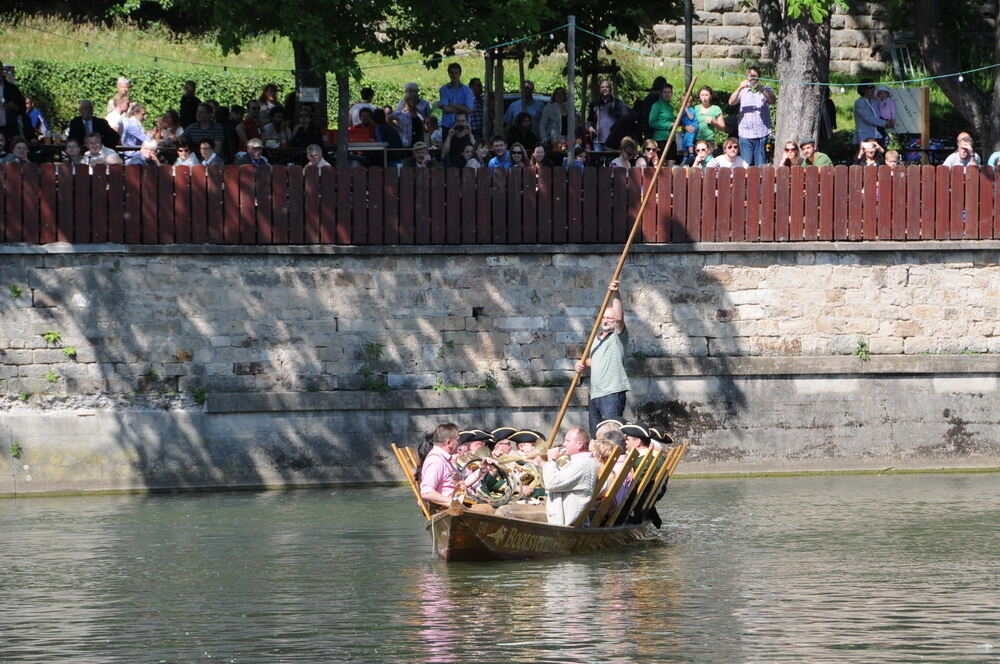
[1,475,998,663]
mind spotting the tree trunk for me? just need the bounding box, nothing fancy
[911,0,993,150]
[292,40,328,130]
[336,71,350,166]
[757,0,830,164]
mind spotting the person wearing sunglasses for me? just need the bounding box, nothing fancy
[508,142,527,168]
[691,140,714,170]
[635,139,659,168]
[779,141,799,167]
[707,137,748,169]
[174,139,200,167]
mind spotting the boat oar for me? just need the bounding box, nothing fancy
[541,76,699,452]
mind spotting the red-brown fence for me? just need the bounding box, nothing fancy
[2,163,999,244]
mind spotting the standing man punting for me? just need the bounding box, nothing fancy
[575,280,631,438]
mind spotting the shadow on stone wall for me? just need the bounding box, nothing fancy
[629,223,748,457]
[4,232,748,491]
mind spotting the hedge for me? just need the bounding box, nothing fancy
[14,59,422,131]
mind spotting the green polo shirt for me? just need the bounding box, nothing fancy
[589,327,630,399]
[801,151,833,167]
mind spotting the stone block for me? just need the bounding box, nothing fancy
[1,350,34,365]
[31,350,67,364]
[495,317,546,331]
[695,10,721,25]
[652,24,675,41]
[709,26,750,45]
[702,0,739,10]
[723,12,761,26]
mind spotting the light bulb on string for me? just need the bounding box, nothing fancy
[958,74,964,82]
[840,86,846,94]
[659,59,664,67]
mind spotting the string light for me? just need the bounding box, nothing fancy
[958,74,964,82]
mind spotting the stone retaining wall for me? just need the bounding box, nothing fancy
[1,242,999,494]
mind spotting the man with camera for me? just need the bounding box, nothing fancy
[442,111,475,167]
[728,65,776,167]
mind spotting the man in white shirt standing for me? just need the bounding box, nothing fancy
[542,427,597,526]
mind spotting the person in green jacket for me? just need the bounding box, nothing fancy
[648,83,678,165]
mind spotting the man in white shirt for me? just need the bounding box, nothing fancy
[707,137,748,169]
[942,139,982,168]
[542,427,597,526]
[81,132,122,166]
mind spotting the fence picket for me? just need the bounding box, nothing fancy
[460,168,475,244]
[369,167,385,245]
[445,168,461,244]
[978,166,994,239]
[271,166,288,244]
[40,164,58,244]
[891,166,907,240]
[802,167,819,241]
[716,168,733,242]
[919,165,936,240]
[523,169,537,244]
[507,167,523,244]
[430,167,446,244]
[583,167,599,243]
[353,167,369,245]
[551,167,567,243]
[934,167,950,239]
[700,167,716,241]
[774,167,790,241]
[190,166,207,244]
[173,165,191,244]
[536,167,552,243]
[567,167,583,242]
[759,167,775,241]
[21,164,40,244]
[876,166,892,240]
[5,164,23,242]
[788,166,804,241]
[745,167,761,242]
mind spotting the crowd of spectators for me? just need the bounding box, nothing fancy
[1,57,998,170]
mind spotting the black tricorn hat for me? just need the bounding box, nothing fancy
[648,427,675,445]
[508,429,545,445]
[620,422,651,442]
[491,426,517,442]
[596,417,626,430]
[459,429,493,445]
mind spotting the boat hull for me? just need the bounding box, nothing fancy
[427,508,658,562]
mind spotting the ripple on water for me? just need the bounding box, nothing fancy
[1,476,999,663]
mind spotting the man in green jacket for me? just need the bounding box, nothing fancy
[799,138,833,167]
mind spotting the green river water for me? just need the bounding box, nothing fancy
[1,473,998,663]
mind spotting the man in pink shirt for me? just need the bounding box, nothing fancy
[420,423,461,507]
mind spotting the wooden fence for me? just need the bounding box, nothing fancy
[2,163,999,244]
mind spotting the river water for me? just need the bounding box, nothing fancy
[1,474,998,663]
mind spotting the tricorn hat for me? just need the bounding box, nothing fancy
[620,422,651,442]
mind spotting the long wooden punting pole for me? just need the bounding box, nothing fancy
[542,76,698,451]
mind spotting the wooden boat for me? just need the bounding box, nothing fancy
[392,442,688,562]
[426,506,658,562]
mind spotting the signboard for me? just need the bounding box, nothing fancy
[298,87,320,103]
[890,87,925,135]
